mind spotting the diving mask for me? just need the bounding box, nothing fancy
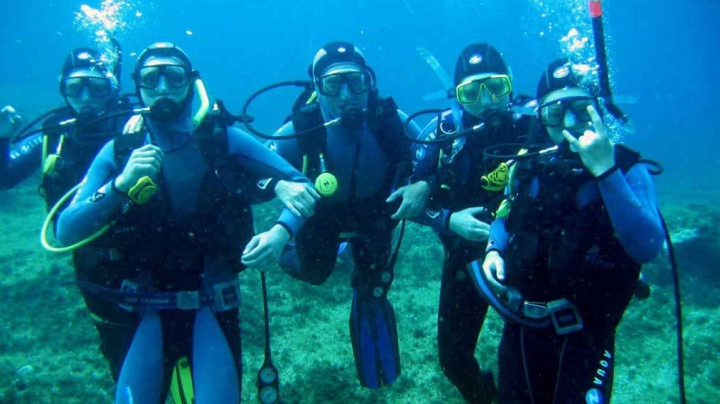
[538,96,598,127]
[456,75,512,105]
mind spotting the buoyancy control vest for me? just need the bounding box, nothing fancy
[502,144,643,326]
[75,115,254,294]
[39,109,126,211]
[430,108,520,211]
[289,94,412,197]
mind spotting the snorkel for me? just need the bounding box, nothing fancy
[416,48,467,162]
[191,77,210,127]
[417,47,464,134]
[588,0,632,129]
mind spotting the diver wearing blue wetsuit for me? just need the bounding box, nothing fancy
[57,42,313,404]
[257,42,424,389]
[0,47,140,381]
[405,43,527,404]
[478,59,664,403]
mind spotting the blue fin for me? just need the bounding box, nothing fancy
[349,290,401,388]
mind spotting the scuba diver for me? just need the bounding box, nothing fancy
[1,47,126,201]
[0,47,140,381]
[395,43,529,403]
[251,41,425,389]
[56,42,315,403]
[475,58,664,403]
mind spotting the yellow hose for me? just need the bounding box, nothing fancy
[301,155,308,175]
[41,183,113,253]
[191,78,210,127]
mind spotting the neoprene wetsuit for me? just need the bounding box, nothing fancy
[486,144,663,404]
[0,106,141,381]
[57,106,310,403]
[258,103,420,389]
[411,109,523,403]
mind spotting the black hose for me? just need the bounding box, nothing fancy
[258,271,280,404]
[402,109,445,144]
[13,107,148,144]
[261,272,272,357]
[658,211,686,404]
[403,108,495,145]
[481,143,555,162]
[10,107,67,143]
[242,80,322,140]
[639,159,664,176]
[74,108,148,133]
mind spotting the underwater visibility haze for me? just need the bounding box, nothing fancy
[0,0,718,402]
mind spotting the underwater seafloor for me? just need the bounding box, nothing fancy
[0,177,718,404]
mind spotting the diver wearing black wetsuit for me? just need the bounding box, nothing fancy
[256,42,424,389]
[410,43,525,404]
[477,59,664,403]
[0,47,136,380]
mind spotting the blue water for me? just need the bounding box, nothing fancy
[2,0,719,202]
[0,1,718,402]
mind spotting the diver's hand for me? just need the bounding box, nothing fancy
[0,106,22,139]
[482,250,505,290]
[562,105,615,177]
[275,180,320,217]
[123,114,144,135]
[114,144,163,193]
[241,224,291,269]
[448,207,490,242]
[387,180,430,220]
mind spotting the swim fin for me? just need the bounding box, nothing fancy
[349,290,401,389]
[170,356,195,404]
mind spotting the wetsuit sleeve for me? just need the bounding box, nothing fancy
[409,117,440,183]
[398,109,422,164]
[406,117,456,235]
[596,163,664,263]
[486,217,509,254]
[249,122,300,203]
[409,207,453,234]
[56,140,125,245]
[227,126,310,237]
[0,134,43,190]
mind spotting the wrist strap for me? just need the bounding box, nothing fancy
[594,165,620,181]
[111,177,128,196]
[274,221,293,239]
[445,211,454,231]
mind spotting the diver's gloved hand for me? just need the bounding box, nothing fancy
[114,144,163,193]
[386,180,430,220]
[482,250,505,290]
[562,105,615,177]
[123,114,145,135]
[0,106,22,139]
[241,224,291,270]
[274,180,320,218]
[448,207,490,242]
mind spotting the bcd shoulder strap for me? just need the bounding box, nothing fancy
[113,131,146,169]
[290,102,328,177]
[367,95,411,168]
